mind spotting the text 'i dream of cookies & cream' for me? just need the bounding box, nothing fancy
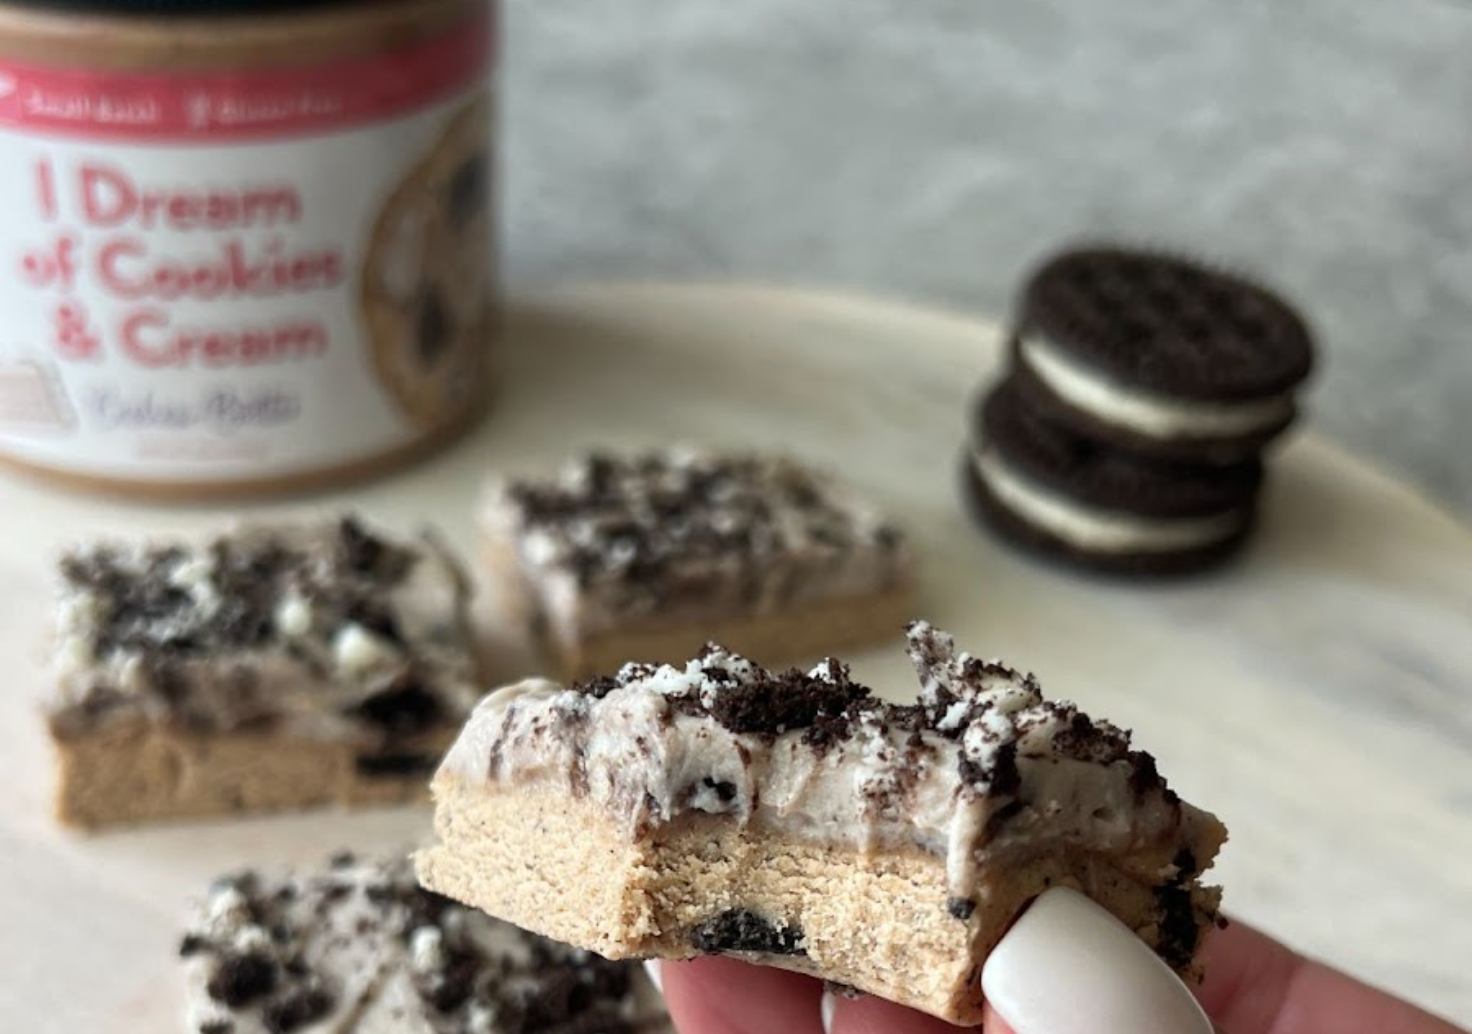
[0,0,496,496]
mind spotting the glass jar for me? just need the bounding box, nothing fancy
[0,0,496,496]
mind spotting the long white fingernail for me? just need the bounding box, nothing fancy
[981,887,1213,1034]
[819,990,837,1034]
[642,958,663,994]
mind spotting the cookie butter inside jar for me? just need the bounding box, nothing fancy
[0,0,496,496]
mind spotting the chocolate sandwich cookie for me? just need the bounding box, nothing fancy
[964,379,1263,574]
[1011,246,1314,462]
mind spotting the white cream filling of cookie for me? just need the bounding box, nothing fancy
[1019,332,1294,438]
[973,446,1244,554]
[437,626,1206,903]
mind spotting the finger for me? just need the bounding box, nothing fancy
[980,1003,1229,1034]
[657,956,826,1034]
[822,989,978,1034]
[980,887,1214,1034]
[1195,918,1464,1034]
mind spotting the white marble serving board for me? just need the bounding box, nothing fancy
[0,284,1467,1031]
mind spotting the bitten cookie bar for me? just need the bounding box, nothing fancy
[417,622,1227,1025]
[180,853,668,1034]
[1012,246,1314,463]
[48,517,481,828]
[963,378,1262,574]
[480,450,913,680]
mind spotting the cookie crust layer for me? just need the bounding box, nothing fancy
[419,771,1222,1026]
[54,720,448,828]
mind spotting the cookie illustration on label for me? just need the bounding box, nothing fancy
[0,359,74,431]
[361,95,494,429]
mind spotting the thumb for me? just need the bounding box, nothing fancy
[981,887,1216,1034]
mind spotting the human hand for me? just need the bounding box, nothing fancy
[651,887,1465,1034]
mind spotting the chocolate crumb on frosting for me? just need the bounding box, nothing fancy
[64,518,410,664]
[488,621,1164,830]
[206,952,277,1008]
[180,854,663,1034]
[560,623,1138,793]
[699,658,872,737]
[483,449,909,615]
[260,986,333,1033]
[48,518,480,747]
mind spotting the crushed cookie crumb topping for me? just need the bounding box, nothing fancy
[181,855,645,1034]
[489,450,907,600]
[562,622,1139,789]
[49,518,479,741]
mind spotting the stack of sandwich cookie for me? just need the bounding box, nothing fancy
[967,245,1314,573]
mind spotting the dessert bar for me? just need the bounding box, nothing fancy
[181,852,667,1034]
[480,450,913,679]
[49,517,481,827]
[417,622,1226,1024]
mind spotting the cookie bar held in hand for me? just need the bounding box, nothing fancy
[416,622,1226,1025]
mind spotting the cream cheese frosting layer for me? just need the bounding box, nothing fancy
[49,518,481,742]
[971,446,1247,554]
[478,449,910,646]
[1019,333,1295,438]
[438,622,1218,906]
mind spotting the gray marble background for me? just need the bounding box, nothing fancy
[500,0,1471,511]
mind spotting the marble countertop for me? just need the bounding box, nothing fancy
[500,0,1472,510]
[0,285,1467,1031]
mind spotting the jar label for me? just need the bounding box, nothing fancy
[0,10,494,485]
